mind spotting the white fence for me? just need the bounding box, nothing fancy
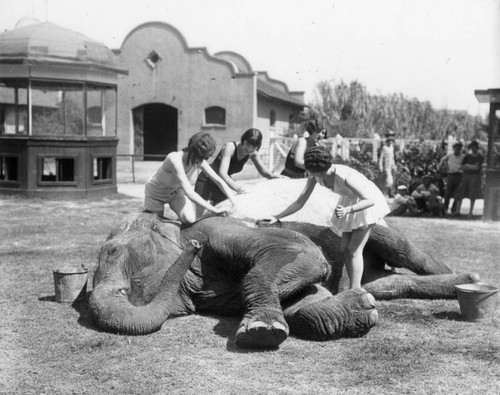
[264,135,452,172]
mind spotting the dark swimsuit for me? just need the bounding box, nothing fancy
[194,142,250,204]
[280,147,307,178]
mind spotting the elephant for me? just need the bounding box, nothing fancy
[89,211,478,349]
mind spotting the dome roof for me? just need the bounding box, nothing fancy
[0,20,123,72]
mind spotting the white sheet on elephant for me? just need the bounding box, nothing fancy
[216,178,341,232]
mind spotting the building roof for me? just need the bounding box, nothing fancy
[0,20,125,73]
[257,79,304,107]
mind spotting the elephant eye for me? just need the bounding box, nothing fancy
[108,247,118,257]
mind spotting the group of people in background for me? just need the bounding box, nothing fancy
[389,139,484,218]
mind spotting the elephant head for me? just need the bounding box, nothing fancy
[89,213,200,335]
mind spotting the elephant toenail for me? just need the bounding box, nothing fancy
[369,310,379,325]
[364,293,376,307]
[248,321,267,331]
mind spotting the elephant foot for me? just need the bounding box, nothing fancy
[285,288,378,341]
[235,309,289,349]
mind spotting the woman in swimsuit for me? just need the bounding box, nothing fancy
[266,145,390,289]
[194,128,279,217]
[144,132,237,224]
[280,120,326,178]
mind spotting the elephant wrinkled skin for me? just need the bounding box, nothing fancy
[89,212,478,349]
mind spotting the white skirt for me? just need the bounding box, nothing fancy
[333,194,390,233]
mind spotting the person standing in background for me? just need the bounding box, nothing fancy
[439,141,465,215]
[378,131,397,197]
[454,141,484,218]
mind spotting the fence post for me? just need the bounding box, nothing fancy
[373,134,381,163]
[131,155,135,183]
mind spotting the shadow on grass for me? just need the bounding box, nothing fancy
[432,310,463,321]
[72,294,99,331]
[38,292,101,331]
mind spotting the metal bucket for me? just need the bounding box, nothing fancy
[455,283,499,322]
[53,267,89,303]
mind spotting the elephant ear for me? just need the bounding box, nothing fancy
[107,212,182,246]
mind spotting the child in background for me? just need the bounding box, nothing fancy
[388,185,418,216]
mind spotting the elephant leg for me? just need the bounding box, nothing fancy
[362,271,481,300]
[283,285,378,341]
[235,247,330,349]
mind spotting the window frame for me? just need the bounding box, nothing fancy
[0,154,20,185]
[204,106,226,127]
[92,155,113,185]
[37,154,77,187]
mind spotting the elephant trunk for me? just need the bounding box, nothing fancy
[89,240,201,335]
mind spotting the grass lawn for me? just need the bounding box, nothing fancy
[1,193,499,394]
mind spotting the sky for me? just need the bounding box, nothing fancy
[1,0,499,117]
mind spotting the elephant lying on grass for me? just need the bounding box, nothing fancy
[89,212,478,348]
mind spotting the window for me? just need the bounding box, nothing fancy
[0,156,18,181]
[31,81,84,136]
[145,50,162,69]
[205,106,226,126]
[270,110,276,127]
[86,84,117,136]
[39,157,75,183]
[93,157,112,182]
[0,79,28,135]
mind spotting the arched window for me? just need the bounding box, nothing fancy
[205,106,226,125]
[269,110,276,127]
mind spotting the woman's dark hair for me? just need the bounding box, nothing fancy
[305,119,325,135]
[241,128,263,150]
[304,145,333,173]
[183,132,217,164]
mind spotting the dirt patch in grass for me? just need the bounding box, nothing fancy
[1,195,499,394]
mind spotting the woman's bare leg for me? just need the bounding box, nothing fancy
[169,194,197,224]
[342,225,374,289]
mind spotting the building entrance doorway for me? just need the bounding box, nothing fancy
[133,103,178,161]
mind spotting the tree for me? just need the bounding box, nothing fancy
[309,79,487,141]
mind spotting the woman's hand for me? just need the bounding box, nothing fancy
[213,207,232,216]
[256,216,279,226]
[335,205,350,219]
